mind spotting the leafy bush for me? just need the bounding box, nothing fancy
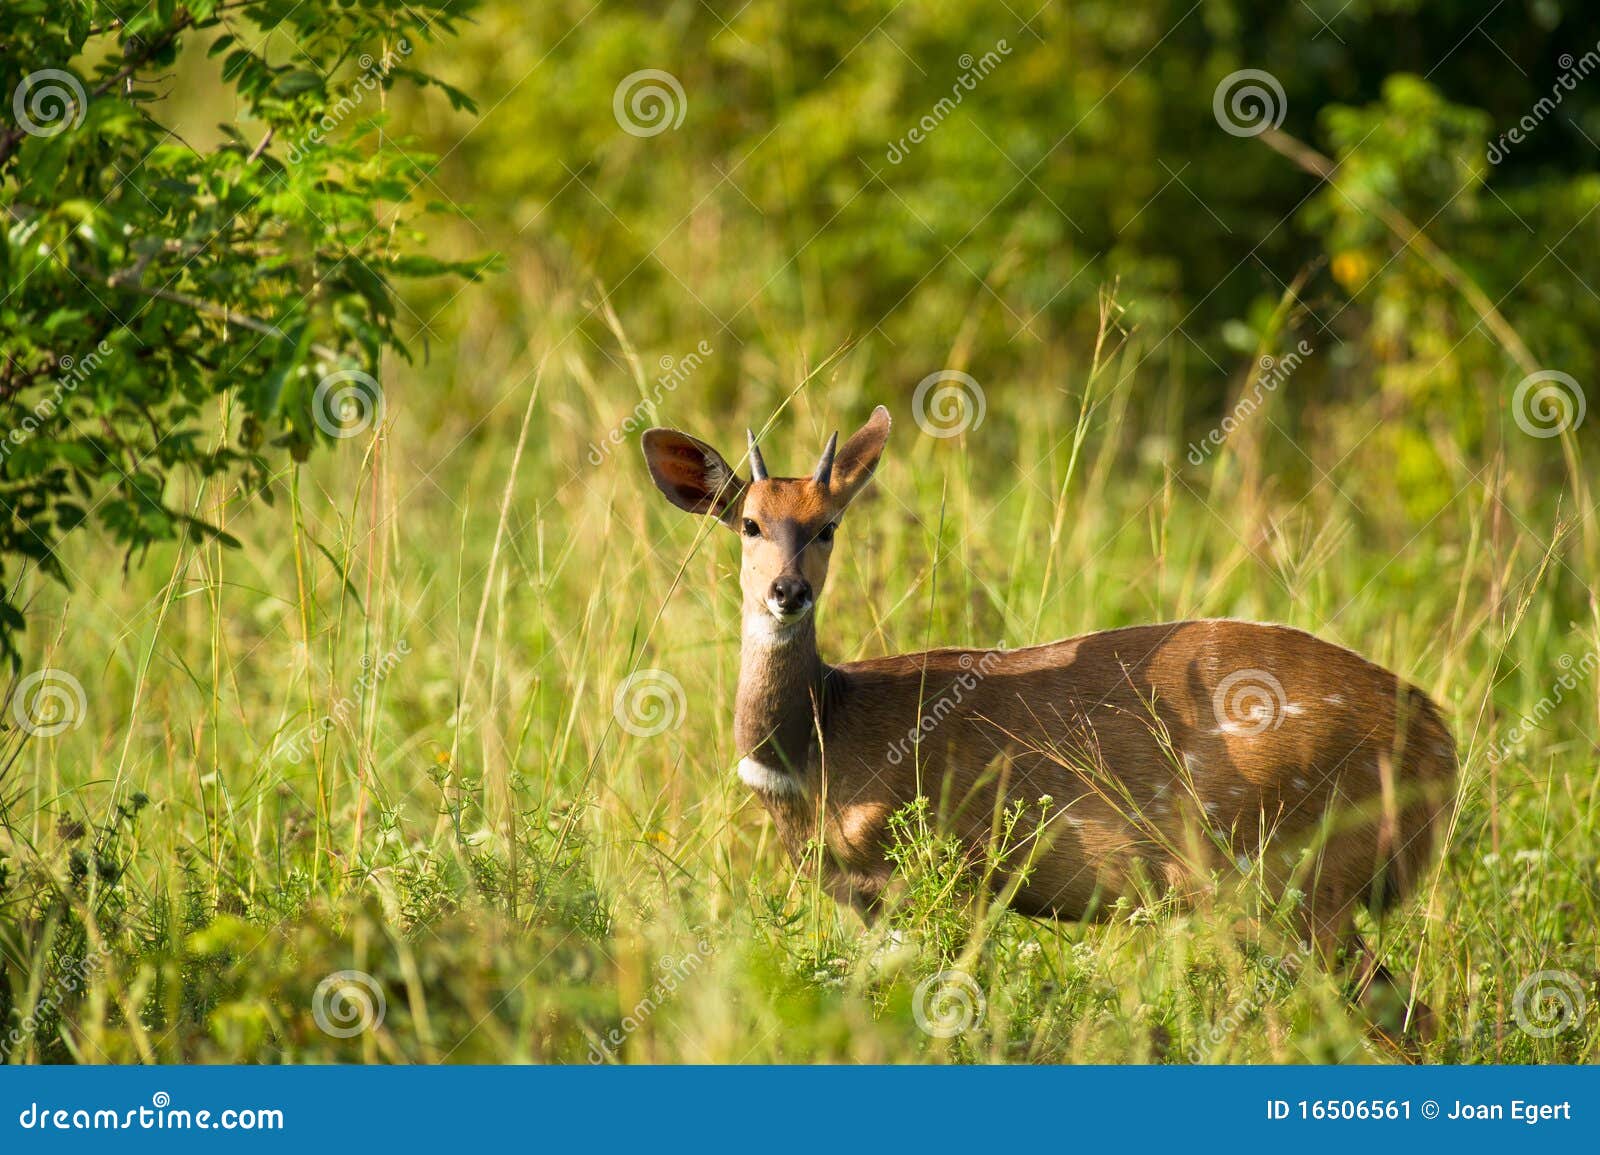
[0,0,489,660]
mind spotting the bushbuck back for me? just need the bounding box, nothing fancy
[642,407,1457,995]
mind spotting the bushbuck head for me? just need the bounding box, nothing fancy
[642,406,890,629]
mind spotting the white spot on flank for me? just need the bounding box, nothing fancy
[1182,752,1204,775]
[737,757,805,797]
[1235,855,1251,873]
[1292,776,1308,790]
[1323,694,1345,706]
[1214,705,1302,734]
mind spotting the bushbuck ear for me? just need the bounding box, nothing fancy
[827,405,891,506]
[641,429,745,523]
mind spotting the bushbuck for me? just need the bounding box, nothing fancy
[642,406,1456,1023]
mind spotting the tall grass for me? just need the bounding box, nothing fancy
[0,294,1595,1064]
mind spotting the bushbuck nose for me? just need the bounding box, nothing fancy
[769,575,812,615]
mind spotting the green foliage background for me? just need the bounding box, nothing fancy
[435,0,1600,409]
[5,0,1600,636]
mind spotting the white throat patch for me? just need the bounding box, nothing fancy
[743,612,809,648]
[737,756,806,797]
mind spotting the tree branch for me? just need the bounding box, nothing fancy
[100,274,346,365]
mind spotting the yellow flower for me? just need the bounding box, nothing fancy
[1331,250,1371,290]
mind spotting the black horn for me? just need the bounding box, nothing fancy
[813,431,838,485]
[746,430,768,481]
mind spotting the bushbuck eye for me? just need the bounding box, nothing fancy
[742,518,761,538]
[815,523,835,544]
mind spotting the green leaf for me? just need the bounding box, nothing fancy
[221,49,252,82]
[274,70,325,97]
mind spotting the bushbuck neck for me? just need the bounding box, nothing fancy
[735,606,824,781]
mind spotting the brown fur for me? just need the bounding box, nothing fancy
[643,409,1458,966]
[752,619,1456,954]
